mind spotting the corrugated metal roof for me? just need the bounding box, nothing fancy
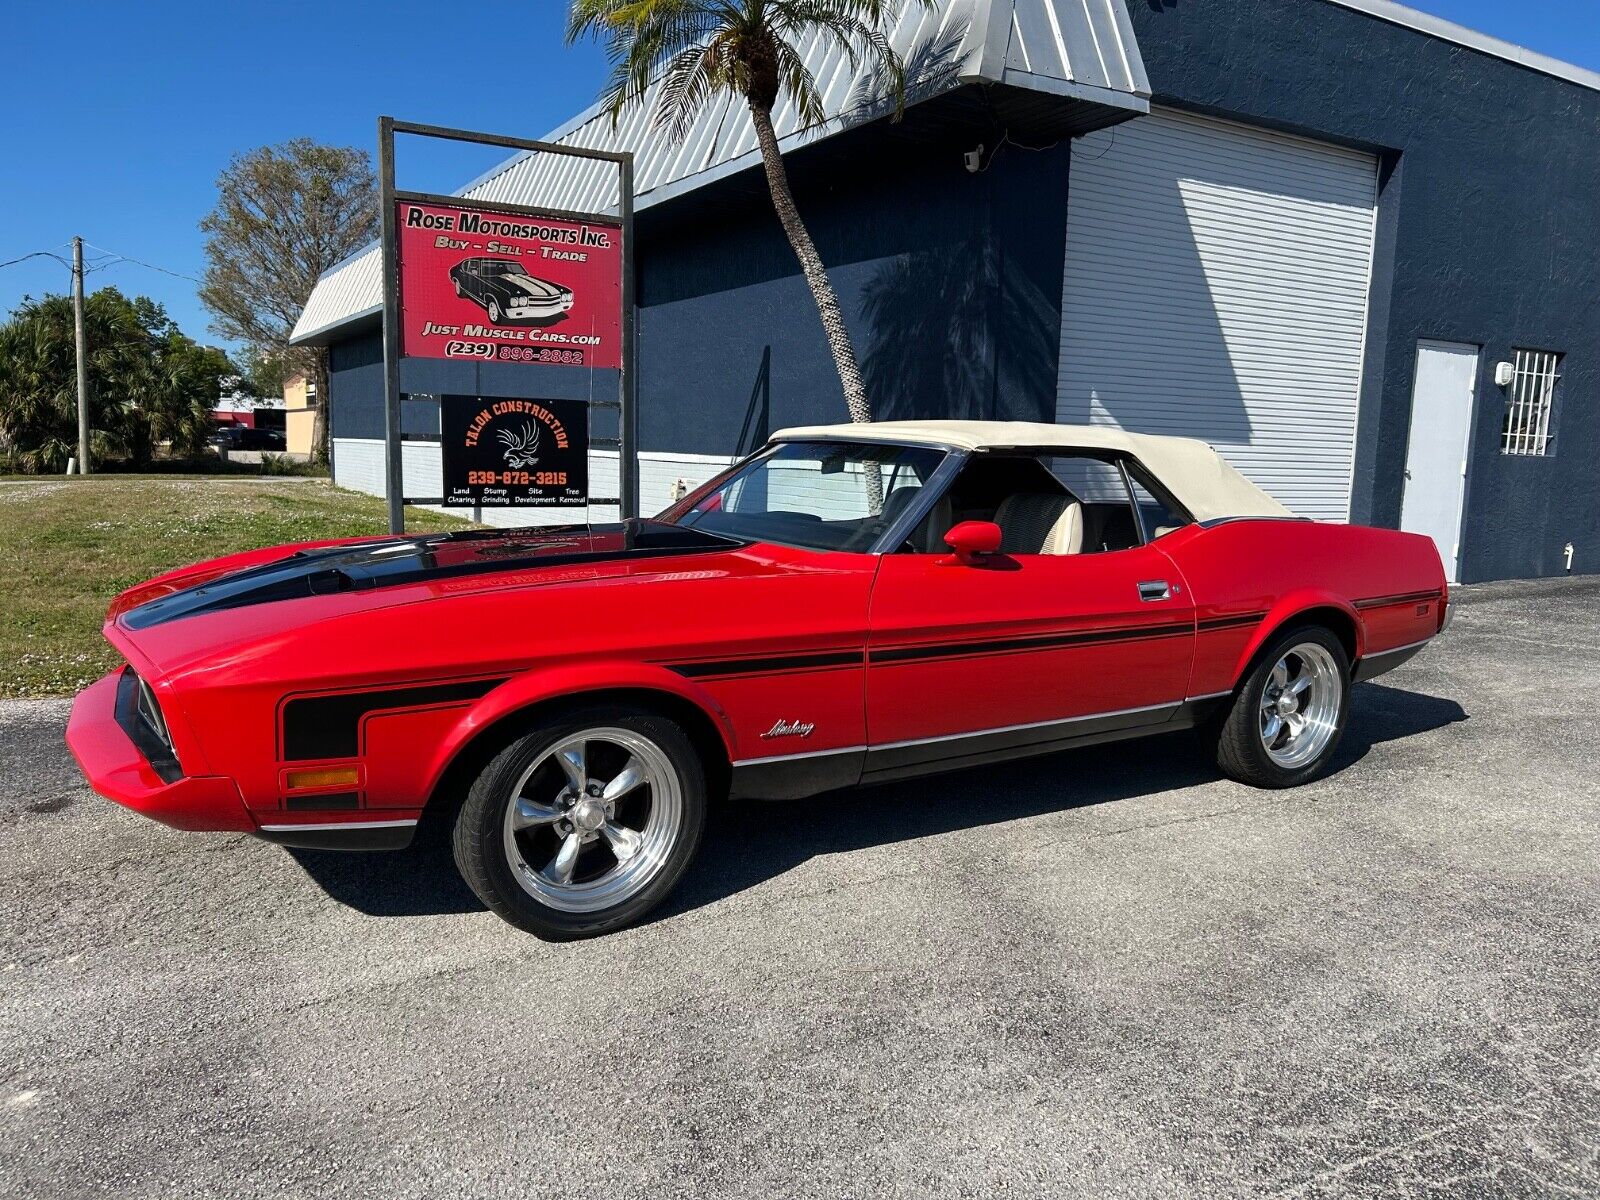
[291,0,1148,345]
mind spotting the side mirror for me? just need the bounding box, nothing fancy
[941,520,1002,566]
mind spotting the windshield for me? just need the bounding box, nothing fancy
[664,440,947,553]
[484,261,526,276]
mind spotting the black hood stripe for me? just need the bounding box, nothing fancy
[121,521,743,630]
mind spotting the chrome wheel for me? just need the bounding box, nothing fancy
[1258,642,1342,768]
[486,296,502,322]
[500,727,682,915]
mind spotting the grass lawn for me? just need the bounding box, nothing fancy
[0,477,469,699]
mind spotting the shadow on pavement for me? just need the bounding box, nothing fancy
[285,682,1466,922]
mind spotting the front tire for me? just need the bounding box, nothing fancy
[486,295,502,323]
[1212,626,1350,789]
[452,706,706,939]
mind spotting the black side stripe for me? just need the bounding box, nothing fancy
[667,651,865,679]
[1355,590,1443,610]
[870,622,1192,665]
[1197,611,1267,633]
[281,678,506,761]
[668,618,1226,680]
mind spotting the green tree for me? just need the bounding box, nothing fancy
[0,288,229,472]
[199,140,377,462]
[568,0,927,426]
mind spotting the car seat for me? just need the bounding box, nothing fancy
[994,492,1084,555]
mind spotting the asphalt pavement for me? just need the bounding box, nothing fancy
[1,577,1596,1198]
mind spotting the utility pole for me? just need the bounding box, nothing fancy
[71,236,91,474]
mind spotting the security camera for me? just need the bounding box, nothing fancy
[963,145,985,174]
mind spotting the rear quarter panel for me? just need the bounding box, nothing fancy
[1162,520,1447,697]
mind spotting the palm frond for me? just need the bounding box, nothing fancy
[769,36,826,129]
[657,40,732,140]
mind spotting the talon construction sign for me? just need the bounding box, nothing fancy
[396,200,623,368]
[440,395,590,507]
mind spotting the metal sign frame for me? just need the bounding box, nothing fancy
[378,116,637,533]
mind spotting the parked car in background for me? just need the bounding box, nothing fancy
[209,426,286,452]
[67,421,1448,940]
[449,257,574,325]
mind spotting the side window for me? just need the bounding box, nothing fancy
[1125,463,1193,541]
[905,452,1145,555]
[1040,456,1142,554]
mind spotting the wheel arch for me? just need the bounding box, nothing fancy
[1232,594,1363,688]
[421,667,735,822]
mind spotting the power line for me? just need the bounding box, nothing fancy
[0,249,72,271]
[81,241,200,283]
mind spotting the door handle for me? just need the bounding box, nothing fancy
[1138,580,1172,602]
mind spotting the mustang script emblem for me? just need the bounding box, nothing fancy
[498,421,541,469]
[761,718,816,740]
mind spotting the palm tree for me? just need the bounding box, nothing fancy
[568,0,927,425]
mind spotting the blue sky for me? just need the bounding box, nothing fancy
[2,0,1595,362]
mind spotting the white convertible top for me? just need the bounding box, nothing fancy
[770,420,1295,524]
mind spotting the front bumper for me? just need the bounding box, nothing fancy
[67,669,420,850]
[66,669,254,832]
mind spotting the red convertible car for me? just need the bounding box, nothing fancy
[67,421,1448,938]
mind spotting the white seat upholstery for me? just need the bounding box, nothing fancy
[994,493,1084,555]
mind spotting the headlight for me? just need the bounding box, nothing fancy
[134,673,172,750]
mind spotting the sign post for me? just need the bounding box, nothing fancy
[377,117,636,534]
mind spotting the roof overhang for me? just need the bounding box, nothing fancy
[291,0,1149,347]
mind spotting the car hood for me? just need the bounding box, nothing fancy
[502,274,567,299]
[116,520,741,634]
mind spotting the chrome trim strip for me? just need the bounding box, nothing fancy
[1362,637,1433,660]
[871,700,1181,754]
[258,818,419,832]
[1184,689,1234,703]
[734,744,867,767]
[735,700,1195,767]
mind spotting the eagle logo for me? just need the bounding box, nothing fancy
[497,421,541,470]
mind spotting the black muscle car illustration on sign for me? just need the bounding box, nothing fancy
[449,257,575,326]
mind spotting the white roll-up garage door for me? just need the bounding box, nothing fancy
[1057,108,1379,521]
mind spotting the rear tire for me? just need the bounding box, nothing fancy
[452,706,706,939]
[1213,625,1350,789]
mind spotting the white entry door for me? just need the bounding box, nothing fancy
[1400,341,1480,582]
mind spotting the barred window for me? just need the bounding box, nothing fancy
[1501,349,1561,456]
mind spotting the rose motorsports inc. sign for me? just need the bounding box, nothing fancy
[441,396,590,508]
[396,200,623,369]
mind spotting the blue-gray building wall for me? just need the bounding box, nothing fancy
[634,136,1073,453]
[1126,0,1600,582]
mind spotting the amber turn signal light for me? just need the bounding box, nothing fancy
[284,766,361,792]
